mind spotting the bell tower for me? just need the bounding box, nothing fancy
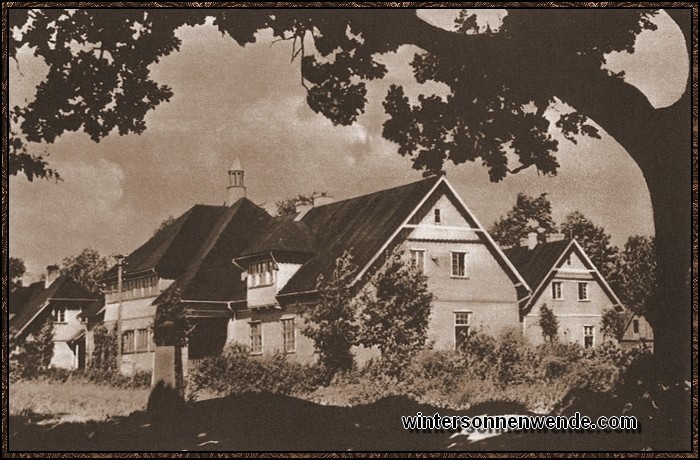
[226,156,246,206]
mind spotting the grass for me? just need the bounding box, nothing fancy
[8,378,692,451]
[9,379,150,424]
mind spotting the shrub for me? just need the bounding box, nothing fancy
[9,317,55,379]
[91,324,118,373]
[601,307,627,341]
[187,343,322,398]
[457,327,498,379]
[539,303,559,343]
[496,327,540,386]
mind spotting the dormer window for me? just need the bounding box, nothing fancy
[53,307,66,323]
[248,260,276,288]
[434,208,441,224]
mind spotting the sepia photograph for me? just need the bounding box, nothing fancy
[3,3,696,454]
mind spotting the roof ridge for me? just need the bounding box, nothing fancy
[311,175,440,209]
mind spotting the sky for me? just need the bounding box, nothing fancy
[8,9,688,279]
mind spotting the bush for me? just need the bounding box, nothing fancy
[187,344,323,399]
[495,327,540,386]
[457,327,497,379]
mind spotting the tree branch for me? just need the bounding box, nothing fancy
[367,10,662,170]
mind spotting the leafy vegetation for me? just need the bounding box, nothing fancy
[187,344,322,399]
[538,304,559,343]
[356,249,434,376]
[489,193,558,248]
[601,308,627,341]
[60,247,113,293]
[9,257,26,291]
[300,251,359,379]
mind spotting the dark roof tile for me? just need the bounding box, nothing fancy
[503,239,570,291]
[278,176,441,295]
[103,205,229,281]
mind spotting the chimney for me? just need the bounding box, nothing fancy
[294,203,313,222]
[527,232,538,250]
[225,156,246,206]
[312,194,334,207]
[546,233,565,243]
[45,264,60,288]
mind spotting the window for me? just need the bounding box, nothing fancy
[434,208,441,224]
[122,330,135,354]
[551,282,563,300]
[633,319,640,334]
[454,312,471,350]
[249,261,275,288]
[451,252,467,278]
[578,282,589,301]
[53,307,66,323]
[250,322,262,354]
[410,250,425,271]
[282,318,295,353]
[583,325,594,349]
[136,328,149,352]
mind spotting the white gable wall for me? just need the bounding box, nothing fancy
[402,194,521,352]
[523,247,615,347]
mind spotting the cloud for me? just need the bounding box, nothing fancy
[9,13,664,278]
[9,153,129,274]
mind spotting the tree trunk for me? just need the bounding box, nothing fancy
[637,93,692,383]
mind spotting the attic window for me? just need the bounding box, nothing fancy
[434,208,441,224]
[633,319,639,334]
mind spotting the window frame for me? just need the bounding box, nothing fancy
[450,251,468,278]
[249,321,263,355]
[434,208,441,224]
[122,330,136,354]
[135,328,150,352]
[551,281,563,300]
[53,307,66,323]
[583,325,595,349]
[454,311,472,350]
[281,318,296,354]
[410,249,426,272]
[577,282,590,301]
[248,260,275,289]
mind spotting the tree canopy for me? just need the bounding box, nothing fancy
[608,235,657,316]
[9,257,27,291]
[560,211,618,278]
[60,248,113,293]
[489,192,558,248]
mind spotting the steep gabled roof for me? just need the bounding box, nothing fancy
[103,205,230,281]
[276,176,441,296]
[10,276,99,336]
[275,175,528,298]
[172,199,272,302]
[9,282,45,315]
[504,239,622,314]
[503,239,570,291]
